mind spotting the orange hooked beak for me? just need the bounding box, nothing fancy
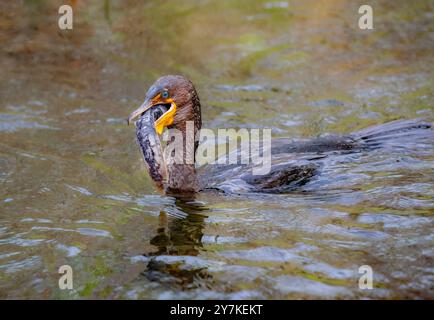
[127,93,177,135]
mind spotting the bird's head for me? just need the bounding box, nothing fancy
[128,75,201,135]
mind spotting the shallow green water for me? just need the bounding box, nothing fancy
[0,0,433,299]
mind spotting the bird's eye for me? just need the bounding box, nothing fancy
[162,91,169,99]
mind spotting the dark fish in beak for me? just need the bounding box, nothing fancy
[135,105,169,190]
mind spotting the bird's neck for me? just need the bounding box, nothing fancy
[165,90,202,194]
[166,163,198,194]
[165,121,200,193]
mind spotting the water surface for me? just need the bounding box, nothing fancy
[0,0,433,299]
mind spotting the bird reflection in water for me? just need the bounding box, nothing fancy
[142,196,213,289]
